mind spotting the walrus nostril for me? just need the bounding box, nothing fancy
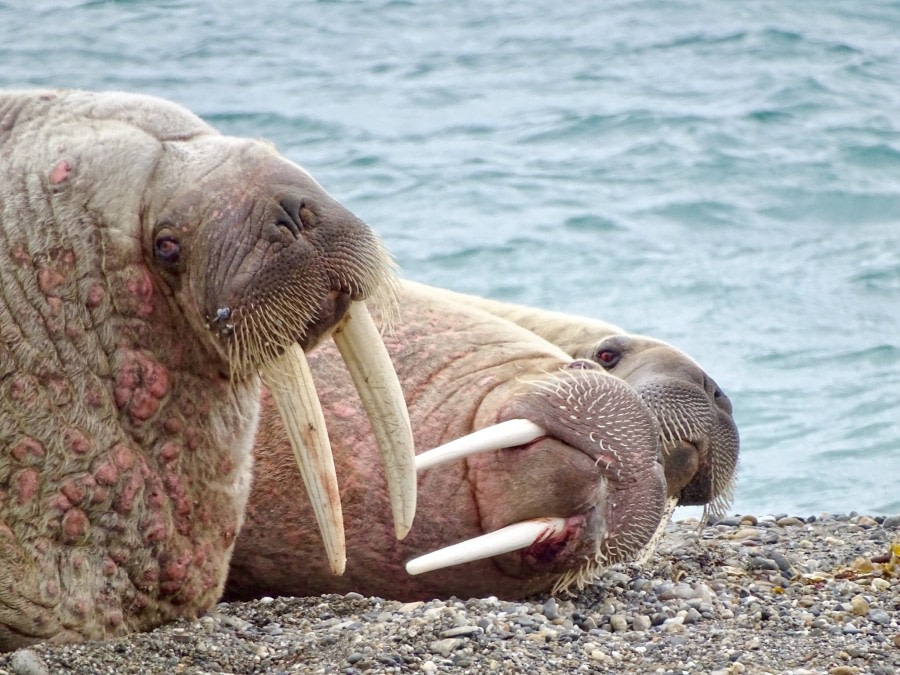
[276,197,318,238]
[712,385,733,415]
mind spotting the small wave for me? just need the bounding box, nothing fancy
[562,214,620,232]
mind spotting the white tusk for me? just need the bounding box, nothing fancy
[260,343,345,576]
[332,301,417,540]
[415,419,545,472]
[405,517,567,576]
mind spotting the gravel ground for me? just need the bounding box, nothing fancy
[2,513,898,675]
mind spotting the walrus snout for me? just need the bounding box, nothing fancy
[408,368,666,589]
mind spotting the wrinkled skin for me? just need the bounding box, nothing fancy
[0,90,394,648]
[229,284,669,601]
[228,281,739,601]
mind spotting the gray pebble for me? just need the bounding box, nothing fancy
[632,615,652,631]
[542,597,559,621]
[767,551,794,574]
[657,582,695,601]
[869,609,891,625]
[747,556,780,572]
[439,625,482,639]
[10,649,49,675]
[609,614,628,632]
[715,517,743,527]
[882,515,900,528]
[429,638,465,656]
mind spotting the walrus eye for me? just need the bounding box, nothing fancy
[154,234,181,267]
[595,349,621,369]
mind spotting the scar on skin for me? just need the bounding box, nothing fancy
[50,160,72,185]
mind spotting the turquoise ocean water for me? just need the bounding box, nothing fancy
[1,1,898,517]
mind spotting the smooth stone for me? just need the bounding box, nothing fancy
[657,582,696,601]
[439,625,481,639]
[715,517,742,527]
[768,551,794,573]
[871,578,890,592]
[776,516,805,527]
[747,556,780,571]
[10,650,50,675]
[429,638,465,655]
[632,615,652,632]
[542,597,559,621]
[869,609,891,625]
[850,595,869,616]
[609,615,628,632]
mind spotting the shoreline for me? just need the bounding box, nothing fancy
[2,512,898,674]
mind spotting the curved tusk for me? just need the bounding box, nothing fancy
[405,517,567,576]
[261,343,345,575]
[333,301,417,540]
[415,419,545,471]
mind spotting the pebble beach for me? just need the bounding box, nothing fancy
[1,513,897,675]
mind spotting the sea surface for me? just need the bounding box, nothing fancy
[1,0,898,517]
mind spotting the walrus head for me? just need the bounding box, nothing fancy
[141,131,417,567]
[0,90,413,647]
[399,281,740,524]
[402,357,667,594]
[394,300,736,594]
[145,136,394,369]
[580,334,740,523]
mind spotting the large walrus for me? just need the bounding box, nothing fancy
[0,90,418,648]
[227,281,739,601]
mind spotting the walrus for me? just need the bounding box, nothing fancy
[414,281,740,522]
[0,90,417,648]
[227,281,739,601]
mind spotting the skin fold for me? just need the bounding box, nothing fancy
[0,90,397,648]
[228,281,738,601]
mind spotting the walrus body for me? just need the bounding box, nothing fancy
[228,281,739,601]
[0,90,405,648]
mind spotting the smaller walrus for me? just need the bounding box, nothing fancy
[227,281,739,601]
[415,282,740,523]
[0,90,415,648]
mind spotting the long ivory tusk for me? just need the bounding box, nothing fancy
[260,343,346,575]
[405,517,567,576]
[332,301,417,540]
[415,419,545,472]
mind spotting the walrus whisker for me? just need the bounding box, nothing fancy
[414,419,545,471]
[405,517,568,576]
[634,495,679,565]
